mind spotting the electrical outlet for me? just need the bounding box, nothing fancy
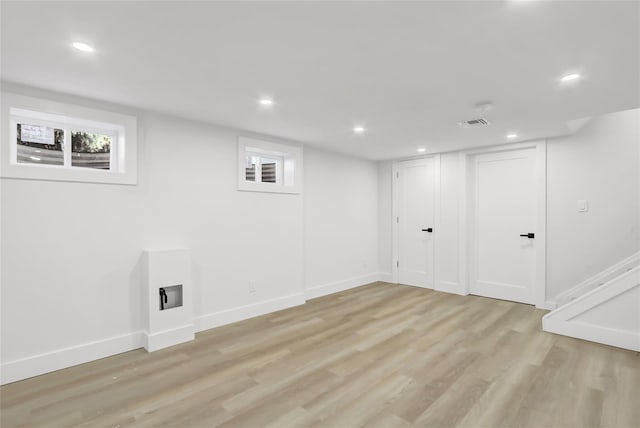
[249,280,257,293]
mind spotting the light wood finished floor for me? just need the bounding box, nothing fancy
[2,282,639,428]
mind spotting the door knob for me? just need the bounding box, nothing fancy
[519,233,535,239]
[421,228,433,232]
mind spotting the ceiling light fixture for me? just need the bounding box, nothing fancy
[417,148,426,153]
[72,42,94,52]
[353,126,366,134]
[259,98,274,106]
[474,102,494,112]
[561,73,581,82]
[506,133,518,139]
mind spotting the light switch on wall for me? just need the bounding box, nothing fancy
[577,200,589,213]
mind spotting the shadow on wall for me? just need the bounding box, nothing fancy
[128,255,144,333]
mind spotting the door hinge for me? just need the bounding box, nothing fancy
[396,171,399,179]
[396,216,399,223]
[396,260,399,268]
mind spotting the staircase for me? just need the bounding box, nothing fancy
[542,252,640,351]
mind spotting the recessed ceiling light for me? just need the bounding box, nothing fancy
[506,133,518,139]
[561,73,581,82]
[353,126,365,134]
[72,42,94,52]
[474,102,494,112]
[259,98,274,106]
[417,148,426,153]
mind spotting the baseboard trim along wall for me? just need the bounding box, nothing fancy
[304,272,385,300]
[543,320,640,352]
[378,272,393,283]
[0,331,145,385]
[194,292,306,332]
[144,324,195,352]
[543,267,640,351]
[0,272,482,385]
[436,280,467,296]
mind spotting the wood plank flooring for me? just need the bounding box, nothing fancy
[2,282,638,427]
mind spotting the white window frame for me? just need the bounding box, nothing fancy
[238,137,302,194]
[1,92,137,185]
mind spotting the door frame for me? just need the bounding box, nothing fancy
[392,155,441,287]
[460,141,548,309]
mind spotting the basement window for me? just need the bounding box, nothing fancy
[245,154,282,184]
[238,137,302,194]
[1,92,137,185]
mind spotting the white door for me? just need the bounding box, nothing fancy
[397,158,436,288]
[470,148,537,304]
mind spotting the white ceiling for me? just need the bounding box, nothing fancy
[1,1,639,160]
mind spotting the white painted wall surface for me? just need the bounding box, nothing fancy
[1,106,305,365]
[438,152,461,290]
[547,108,640,299]
[304,148,380,297]
[0,85,379,378]
[377,161,393,277]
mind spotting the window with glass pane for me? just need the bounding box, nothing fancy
[16,123,64,166]
[245,155,257,181]
[261,158,278,183]
[245,155,281,184]
[71,131,111,170]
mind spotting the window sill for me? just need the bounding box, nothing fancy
[238,180,301,194]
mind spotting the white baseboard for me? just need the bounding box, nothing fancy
[378,272,393,283]
[543,318,640,352]
[0,331,144,385]
[194,292,306,332]
[537,301,557,311]
[436,280,468,296]
[304,272,382,300]
[0,274,395,385]
[543,267,640,351]
[144,324,195,352]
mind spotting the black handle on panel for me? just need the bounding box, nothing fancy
[159,288,168,310]
[519,233,535,239]
[421,228,433,233]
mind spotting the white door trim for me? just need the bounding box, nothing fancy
[392,155,441,286]
[460,141,547,308]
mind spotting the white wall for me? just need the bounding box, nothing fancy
[304,148,380,297]
[377,161,393,277]
[547,108,640,299]
[437,152,462,292]
[1,108,303,364]
[0,85,381,382]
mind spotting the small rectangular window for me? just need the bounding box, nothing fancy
[71,131,112,170]
[238,137,302,194]
[16,123,64,166]
[244,154,282,184]
[3,93,137,185]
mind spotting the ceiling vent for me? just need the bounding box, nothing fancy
[459,118,491,128]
